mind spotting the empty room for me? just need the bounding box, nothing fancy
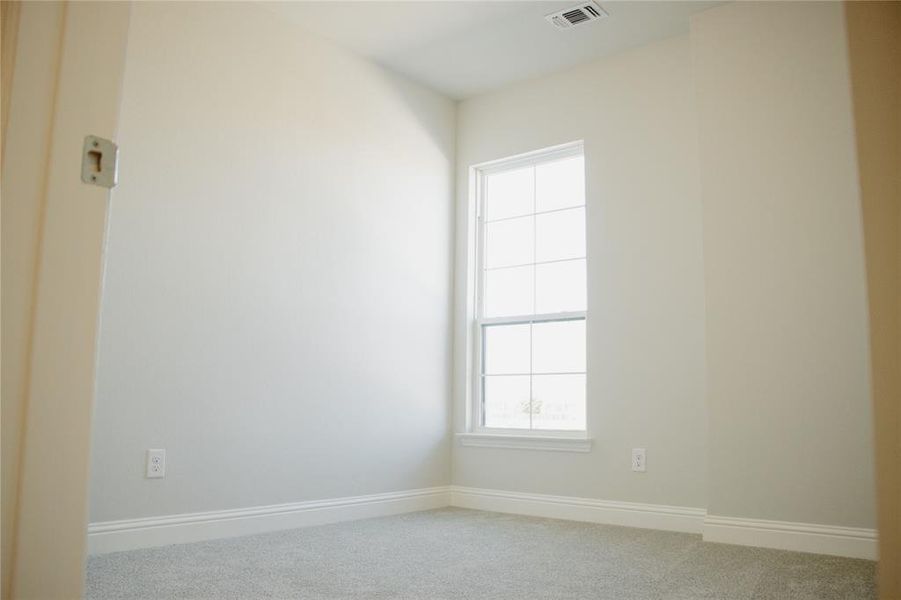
[1,1,898,599]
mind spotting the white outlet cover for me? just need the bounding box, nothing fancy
[146,449,166,478]
[631,448,646,472]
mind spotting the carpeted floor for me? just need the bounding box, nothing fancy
[86,508,876,600]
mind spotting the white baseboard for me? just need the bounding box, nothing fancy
[449,486,706,534]
[449,486,876,560]
[88,486,451,555]
[703,514,877,560]
[89,484,877,561]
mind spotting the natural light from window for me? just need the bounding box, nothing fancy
[475,145,586,432]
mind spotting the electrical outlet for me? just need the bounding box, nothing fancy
[146,449,166,478]
[632,448,646,472]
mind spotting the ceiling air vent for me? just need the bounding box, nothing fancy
[545,1,607,29]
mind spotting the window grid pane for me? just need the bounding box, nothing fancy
[485,166,533,222]
[535,207,585,263]
[536,259,587,314]
[485,215,533,269]
[536,155,585,213]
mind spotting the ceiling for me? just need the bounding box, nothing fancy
[262,1,723,100]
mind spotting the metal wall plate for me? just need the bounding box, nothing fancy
[81,135,118,188]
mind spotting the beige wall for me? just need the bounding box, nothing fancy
[453,34,708,509]
[0,3,65,596]
[692,1,875,527]
[88,1,455,523]
[845,2,901,596]
[454,2,877,535]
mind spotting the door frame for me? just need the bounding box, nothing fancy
[4,2,131,597]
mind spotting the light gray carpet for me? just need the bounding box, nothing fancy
[87,508,876,600]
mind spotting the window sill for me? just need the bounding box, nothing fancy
[456,432,593,453]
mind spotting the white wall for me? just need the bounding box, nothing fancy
[692,1,875,528]
[88,2,455,522]
[88,0,876,543]
[453,35,708,510]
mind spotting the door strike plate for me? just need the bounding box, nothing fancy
[81,135,118,188]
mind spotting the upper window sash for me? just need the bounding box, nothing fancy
[474,143,586,324]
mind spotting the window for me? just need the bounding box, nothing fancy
[472,143,587,434]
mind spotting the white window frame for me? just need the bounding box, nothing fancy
[459,141,591,452]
